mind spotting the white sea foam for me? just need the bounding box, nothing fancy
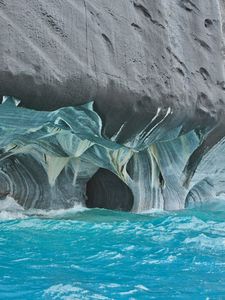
[138,208,166,215]
[135,284,150,291]
[0,196,26,220]
[44,283,109,300]
[0,210,27,220]
[36,204,88,218]
[0,196,24,211]
[184,233,225,251]
[119,289,137,295]
[0,196,88,220]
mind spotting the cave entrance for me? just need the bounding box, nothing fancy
[86,168,134,211]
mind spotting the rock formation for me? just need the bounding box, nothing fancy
[0,1,225,211]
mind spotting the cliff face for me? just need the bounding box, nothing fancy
[1,1,225,212]
[1,0,225,139]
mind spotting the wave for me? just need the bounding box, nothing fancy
[0,195,87,221]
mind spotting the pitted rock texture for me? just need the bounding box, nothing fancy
[0,0,225,140]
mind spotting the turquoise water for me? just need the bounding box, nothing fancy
[0,204,225,300]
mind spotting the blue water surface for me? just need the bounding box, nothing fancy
[0,203,225,300]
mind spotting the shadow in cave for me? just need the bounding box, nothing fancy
[86,168,134,211]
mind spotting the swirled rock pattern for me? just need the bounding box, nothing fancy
[0,96,224,212]
[1,1,225,211]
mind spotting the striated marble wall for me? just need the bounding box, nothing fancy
[1,1,225,211]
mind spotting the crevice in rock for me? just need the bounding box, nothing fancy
[179,0,199,12]
[131,22,141,30]
[176,67,185,76]
[86,168,134,211]
[217,80,225,90]
[133,2,165,29]
[199,67,210,81]
[101,33,114,51]
[204,18,213,28]
[193,36,211,52]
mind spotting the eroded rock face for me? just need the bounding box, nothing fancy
[1,0,225,140]
[1,1,225,212]
[86,168,134,211]
[0,95,224,212]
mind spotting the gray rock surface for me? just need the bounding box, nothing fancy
[1,0,225,140]
[1,1,225,212]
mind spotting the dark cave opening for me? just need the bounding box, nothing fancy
[86,168,134,211]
